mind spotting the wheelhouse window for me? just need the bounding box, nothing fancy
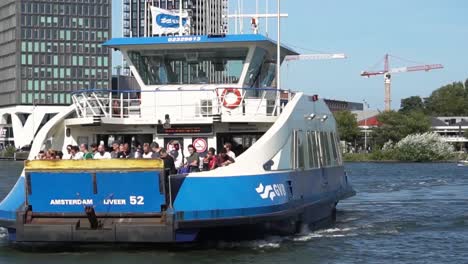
[127,48,248,85]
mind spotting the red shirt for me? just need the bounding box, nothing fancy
[208,156,218,170]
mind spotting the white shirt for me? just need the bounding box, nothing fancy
[62,153,71,160]
[142,152,153,159]
[74,152,84,160]
[227,150,236,160]
[93,152,112,160]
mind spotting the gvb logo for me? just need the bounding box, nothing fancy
[255,183,287,201]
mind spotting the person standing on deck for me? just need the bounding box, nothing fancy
[160,148,177,175]
[94,145,111,160]
[73,145,84,160]
[151,142,161,159]
[224,143,236,160]
[142,143,153,159]
[110,141,120,159]
[218,148,235,167]
[62,145,72,159]
[80,144,93,160]
[185,144,200,172]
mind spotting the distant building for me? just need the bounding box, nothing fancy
[0,0,112,148]
[325,99,364,112]
[431,117,468,149]
[123,0,228,38]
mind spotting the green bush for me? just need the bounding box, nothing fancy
[1,146,17,158]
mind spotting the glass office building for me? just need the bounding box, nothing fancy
[123,0,228,38]
[0,0,112,106]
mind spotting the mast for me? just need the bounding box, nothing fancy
[276,0,281,90]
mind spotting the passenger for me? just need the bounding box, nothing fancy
[159,148,177,175]
[117,144,128,159]
[208,147,216,155]
[123,143,132,158]
[45,149,56,160]
[169,142,183,169]
[62,144,72,159]
[90,143,98,155]
[73,145,84,160]
[56,151,63,160]
[218,148,235,167]
[203,149,218,171]
[142,143,153,159]
[224,143,236,160]
[184,144,200,172]
[131,142,142,159]
[69,146,80,160]
[36,150,45,160]
[110,141,120,159]
[151,142,161,159]
[93,145,111,160]
[80,144,93,160]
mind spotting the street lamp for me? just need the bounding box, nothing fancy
[363,99,370,152]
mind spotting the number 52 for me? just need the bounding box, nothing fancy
[129,196,144,205]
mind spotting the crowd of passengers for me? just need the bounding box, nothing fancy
[36,142,236,174]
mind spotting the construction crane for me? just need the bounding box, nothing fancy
[285,53,347,61]
[361,54,444,111]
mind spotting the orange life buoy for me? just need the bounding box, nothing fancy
[221,88,242,109]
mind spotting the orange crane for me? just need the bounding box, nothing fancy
[361,54,444,111]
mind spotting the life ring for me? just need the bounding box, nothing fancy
[221,88,242,109]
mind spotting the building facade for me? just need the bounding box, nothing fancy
[123,0,228,38]
[0,0,112,148]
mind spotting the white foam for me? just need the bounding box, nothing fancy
[0,227,7,239]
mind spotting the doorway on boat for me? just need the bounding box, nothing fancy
[96,134,153,150]
[216,133,263,157]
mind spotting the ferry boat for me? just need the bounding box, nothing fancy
[0,34,355,243]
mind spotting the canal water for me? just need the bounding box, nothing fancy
[0,161,466,263]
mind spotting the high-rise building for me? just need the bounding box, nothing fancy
[0,0,112,148]
[123,0,228,38]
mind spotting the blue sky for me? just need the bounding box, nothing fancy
[111,0,468,110]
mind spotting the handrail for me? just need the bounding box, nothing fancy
[71,88,295,120]
[71,87,294,95]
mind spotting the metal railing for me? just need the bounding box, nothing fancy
[71,88,294,122]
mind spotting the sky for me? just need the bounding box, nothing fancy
[111,0,468,110]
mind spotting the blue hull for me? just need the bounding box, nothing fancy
[0,167,354,243]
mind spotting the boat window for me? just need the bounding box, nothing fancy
[330,133,340,166]
[332,133,344,166]
[307,131,320,169]
[293,130,305,170]
[259,62,277,88]
[244,48,267,87]
[319,132,331,167]
[128,48,248,85]
[264,133,293,171]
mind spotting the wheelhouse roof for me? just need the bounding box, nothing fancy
[103,34,299,56]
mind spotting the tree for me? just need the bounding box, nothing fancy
[425,81,468,116]
[400,96,425,113]
[334,111,360,143]
[372,111,431,147]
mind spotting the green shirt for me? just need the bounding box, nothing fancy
[83,152,94,160]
